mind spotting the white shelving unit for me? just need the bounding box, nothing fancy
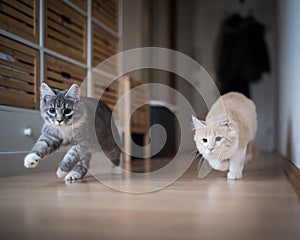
[0,0,122,101]
[0,0,123,176]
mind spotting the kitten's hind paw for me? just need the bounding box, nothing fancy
[112,166,122,175]
[24,153,41,168]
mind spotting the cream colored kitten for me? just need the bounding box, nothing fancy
[192,92,257,180]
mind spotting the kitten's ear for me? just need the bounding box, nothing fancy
[192,115,206,130]
[218,113,231,128]
[40,83,55,100]
[65,84,80,100]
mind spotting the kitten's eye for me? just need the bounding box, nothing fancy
[216,136,222,142]
[64,108,72,115]
[202,138,208,143]
[48,108,56,115]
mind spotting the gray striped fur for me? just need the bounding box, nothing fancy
[24,83,121,181]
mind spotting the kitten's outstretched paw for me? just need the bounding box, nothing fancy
[227,171,243,180]
[24,153,41,168]
[112,166,122,175]
[64,171,82,181]
[56,168,68,179]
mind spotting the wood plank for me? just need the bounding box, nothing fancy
[47,10,84,36]
[94,17,118,32]
[47,18,83,44]
[93,42,118,57]
[0,59,33,74]
[47,0,85,27]
[93,84,115,92]
[0,0,38,42]
[100,92,118,101]
[0,46,35,67]
[46,38,84,62]
[97,0,117,18]
[45,55,86,79]
[0,78,34,93]
[93,0,118,19]
[93,41,118,54]
[92,59,118,72]
[46,71,84,84]
[96,8,116,23]
[0,13,33,35]
[0,68,34,83]
[92,28,117,44]
[2,0,33,17]
[19,0,34,9]
[69,0,87,11]
[100,96,116,105]
[96,8,116,25]
[0,2,34,26]
[105,0,118,11]
[0,36,36,57]
[93,39,118,52]
[47,26,83,49]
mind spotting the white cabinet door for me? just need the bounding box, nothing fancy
[0,106,64,177]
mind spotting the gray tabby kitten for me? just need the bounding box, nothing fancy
[24,83,121,181]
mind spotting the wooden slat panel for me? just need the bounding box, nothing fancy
[45,55,86,79]
[0,59,34,73]
[0,36,39,109]
[91,72,119,113]
[0,0,39,43]
[0,68,34,84]
[1,2,33,26]
[69,0,87,11]
[0,13,33,36]
[47,10,84,37]
[92,0,118,32]
[0,78,34,93]
[92,24,118,75]
[44,54,86,94]
[2,0,33,17]
[20,0,34,8]
[45,0,87,63]
[47,27,83,51]
[0,35,37,57]
[47,18,83,45]
[46,39,83,63]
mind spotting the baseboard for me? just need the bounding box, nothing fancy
[282,158,300,200]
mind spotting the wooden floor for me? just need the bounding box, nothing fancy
[0,154,299,240]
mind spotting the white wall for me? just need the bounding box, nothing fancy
[278,0,300,168]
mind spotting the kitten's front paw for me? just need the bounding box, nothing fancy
[227,171,243,180]
[64,171,82,181]
[112,166,122,175]
[24,153,41,168]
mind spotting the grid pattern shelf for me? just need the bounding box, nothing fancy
[0,0,121,109]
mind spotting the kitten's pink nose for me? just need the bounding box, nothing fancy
[208,147,214,152]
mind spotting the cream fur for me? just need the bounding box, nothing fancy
[192,92,257,180]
